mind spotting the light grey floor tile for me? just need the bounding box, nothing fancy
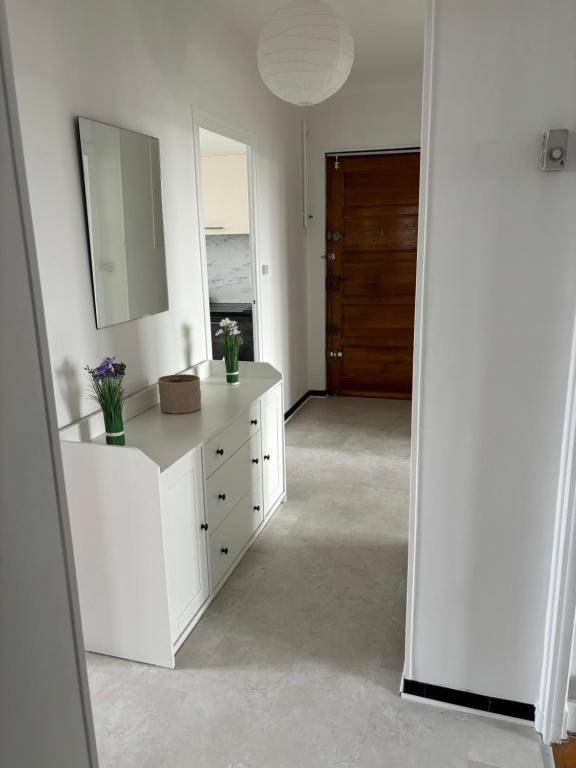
[87,396,544,768]
[468,762,501,768]
[467,716,544,768]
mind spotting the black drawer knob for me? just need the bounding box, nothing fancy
[252,458,259,464]
[218,493,226,501]
[216,448,224,456]
[221,547,229,555]
[251,419,258,425]
[200,523,208,531]
[254,505,260,512]
[264,454,271,461]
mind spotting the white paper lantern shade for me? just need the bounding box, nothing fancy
[257,1,354,107]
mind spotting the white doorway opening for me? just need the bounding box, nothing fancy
[192,111,261,363]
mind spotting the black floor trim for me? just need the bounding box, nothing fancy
[402,679,535,722]
[284,389,327,420]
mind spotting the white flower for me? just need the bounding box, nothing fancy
[216,317,242,340]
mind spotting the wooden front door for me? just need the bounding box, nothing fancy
[326,152,419,398]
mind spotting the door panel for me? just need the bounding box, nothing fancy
[261,385,284,515]
[326,152,419,398]
[341,346,413,398]
[341,155,420,203]
[161,449,209,643]
[342,302,416,334]
[342,252,416,298]
[343,211,418,250]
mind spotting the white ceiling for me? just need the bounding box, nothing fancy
[213,0,425,88]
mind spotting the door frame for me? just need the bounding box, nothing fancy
[0,0,99,761]
[191,107,262,362]
[403,0,434,688]
[324,147,421,396]
[537,309,576,743]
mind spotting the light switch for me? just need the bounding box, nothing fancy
[540,129,569,171]
[262,264,269,275]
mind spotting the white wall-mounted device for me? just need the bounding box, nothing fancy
[540,129,569,171]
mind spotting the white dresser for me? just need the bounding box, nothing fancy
[60,361,285,668]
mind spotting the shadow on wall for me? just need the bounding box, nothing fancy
[56,358,83,424]
[57,358,96,441]
[57,322,201,435]
[182,322,193,369]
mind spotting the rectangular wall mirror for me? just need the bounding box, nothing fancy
[198,127,255,361]
[77,117,169,328]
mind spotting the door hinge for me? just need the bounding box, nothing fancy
[321,252,336,261]
[326,230,344,242]
[327,350,343,358]
[326,275,344,291]
[334,155,340,170]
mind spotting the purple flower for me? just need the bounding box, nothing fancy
[86,356,126,382]
[111,362,126,379]
[93,356,115,377]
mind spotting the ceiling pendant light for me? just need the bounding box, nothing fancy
[257,0,354,107]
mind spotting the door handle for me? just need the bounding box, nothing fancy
[326,275,344,292]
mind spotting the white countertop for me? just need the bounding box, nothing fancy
[91,368,281,472]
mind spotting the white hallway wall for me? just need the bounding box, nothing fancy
[409,0,576,705]
[5,0,307,423]
[305,79,423,389]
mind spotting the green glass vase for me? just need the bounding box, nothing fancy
[104,402,125,446]
[225,352,240,385]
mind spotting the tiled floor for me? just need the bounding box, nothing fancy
[87,396,544,768]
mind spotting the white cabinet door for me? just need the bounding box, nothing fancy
[160,448,209,644]
[261,385,285,516]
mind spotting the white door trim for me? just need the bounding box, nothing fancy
[0,0,98,760]
[403,0,436,683]
[538,303,576,744]
[190,106,262,362]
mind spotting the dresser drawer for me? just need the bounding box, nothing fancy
[205,431,262,532]
[204,401,261,478]
[209,482,263,589]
